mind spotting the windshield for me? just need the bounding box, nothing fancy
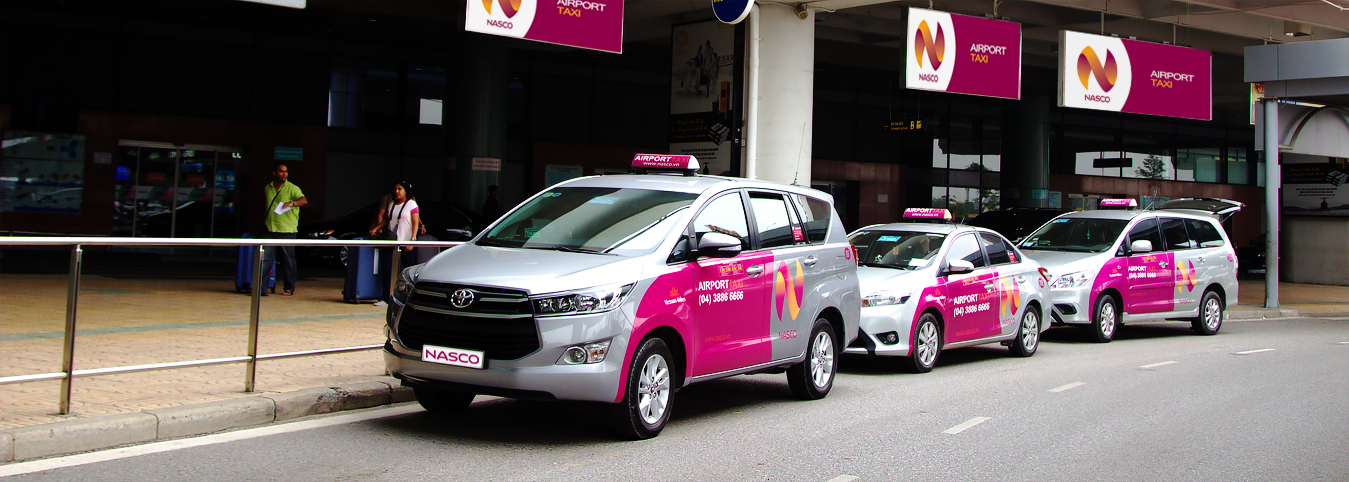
[849,230,947,269]
[1019,217,1128,253]
[481,187,698,256]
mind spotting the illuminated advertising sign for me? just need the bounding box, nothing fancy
[465,0,624,54]
[1059,30,1211,121]
[905,8,1022,100]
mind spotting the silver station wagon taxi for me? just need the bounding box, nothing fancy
[384,155,859,439]
[1018,198,1243,343]
[843,209,1051,373]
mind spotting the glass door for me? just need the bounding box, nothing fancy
[114,141,245,245]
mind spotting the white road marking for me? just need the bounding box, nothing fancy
[1048,382,1086,393]
[1338,341,1349,345]
[1235,348,1277,355]
[826,476,859,482]
[1139,361,1178,369]
[0,404,424,477]
[943,416,991,435]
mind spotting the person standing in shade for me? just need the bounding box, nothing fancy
[481,184,502,221]
[262,162,306,296]
[371,181,421,305]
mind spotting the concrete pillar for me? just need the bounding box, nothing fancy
[1001,96,1051,208]
[1263,98,1280,308]
[446,35,509,210]
[750,4,814,186]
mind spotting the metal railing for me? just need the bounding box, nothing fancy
[0,236,462,415]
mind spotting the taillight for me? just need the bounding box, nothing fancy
[1038,267,1051,283]
[849,244,858,265]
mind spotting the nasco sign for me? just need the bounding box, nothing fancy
[1058,30,1211,121]
[905,8,1022,100]
[465,0,624,53]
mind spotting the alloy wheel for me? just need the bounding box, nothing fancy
[810,331,835,388]
[1021,311,1039,352]
[637,353,671,425]
[1099,302,1116,338]
[916,322,939,367]
[1204,298,1222,332]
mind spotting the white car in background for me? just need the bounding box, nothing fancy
[1018,198,1242,343]
[843,209,1051,373]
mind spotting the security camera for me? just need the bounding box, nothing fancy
[795,3,809,20]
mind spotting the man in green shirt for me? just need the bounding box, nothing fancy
[262,162,307,295]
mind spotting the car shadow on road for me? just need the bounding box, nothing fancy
[1040,323,1201,344]
[362,374,810,446]
[838,345,1013,376]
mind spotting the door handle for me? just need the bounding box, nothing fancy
[746,264,765,277]
[983,282,995,292]
[803,256,818,267]
[1197,257,1206,265]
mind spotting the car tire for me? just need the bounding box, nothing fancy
[610,337,675,440]
[413,387,474,414]
[787,317,837,400]
[1090,293,1119,343]
[1008,306,1041,357]
[1192,290,1224,336]
[902,313,941,373]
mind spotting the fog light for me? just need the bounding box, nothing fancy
[562,347,588,365]
[878,331,900,345]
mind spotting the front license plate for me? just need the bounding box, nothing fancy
[421,344,485,369]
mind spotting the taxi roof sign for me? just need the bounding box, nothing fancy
[1099,198,1139,209]
[904,208,953,221]
[632,154,699,176]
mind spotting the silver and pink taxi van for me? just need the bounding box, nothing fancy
[1018,198,1243,343]
[383,155,859,439]
[843,209,1051,373]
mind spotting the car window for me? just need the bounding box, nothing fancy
[792,194,831,244]
[749,191,796,250]
[1160,217,1195,250]
[1185,219,1225,248]
[1126,217,1164,254]
[979,232,1014,265]
[848,230,947,269]
[1020,217,1128,253]
[480,187,697,256]
[945,233,987,269]
[692,192,751,251]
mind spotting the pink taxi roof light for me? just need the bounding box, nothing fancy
[632,154,699,175]
[1099,198,1139,209]
[904,208,952,221]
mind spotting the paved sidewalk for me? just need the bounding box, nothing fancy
[1,271,1346,463]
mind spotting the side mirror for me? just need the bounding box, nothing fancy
[945,259,975,275]
[1130,240,1154,254]
[697,232,742,258]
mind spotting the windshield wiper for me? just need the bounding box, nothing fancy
[858,262,910,270]
[529,245,606,254]
[476,238,515,248]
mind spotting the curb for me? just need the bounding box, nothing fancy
[1228,307,1300,320]
[0,377,415,464]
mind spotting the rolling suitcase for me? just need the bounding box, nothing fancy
[236,232,277,294]
[414,233,442,265]
[343,238,388,303]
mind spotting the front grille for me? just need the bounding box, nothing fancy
[398,283,539,360]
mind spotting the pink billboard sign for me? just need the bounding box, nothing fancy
[1059,31,1211,121]
[632,154,698,170]
[465,0,624,54]
[904,208,953,220]
[1099,198,1139,208]
[906,8,1022,100]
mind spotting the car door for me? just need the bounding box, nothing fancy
[1185,217,1231,283]
[1160,216,1203,314]
[979,231,1027,337]
[940,233,1000,343]
[688,190,772,377]
[747,190,820,361]
[1123,217,1174,314]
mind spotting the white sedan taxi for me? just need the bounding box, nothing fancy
[843,208,1052,372]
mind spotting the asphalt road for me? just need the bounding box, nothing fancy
[6,315,1349,481]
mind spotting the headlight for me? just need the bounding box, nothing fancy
[534,283,635,317]
[862,290,911,308]
[558,339,612,365]
[1051,271,1092,289]
[393,264,424,302]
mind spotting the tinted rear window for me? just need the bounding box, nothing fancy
[793,194,832,244]
[1185,219,1225,247]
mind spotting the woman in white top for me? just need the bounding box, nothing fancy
[369,181,422,268]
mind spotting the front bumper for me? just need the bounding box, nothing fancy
[1048,285,1092,325]
[383,298,632,403]
[843,303,915,357]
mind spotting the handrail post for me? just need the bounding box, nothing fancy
[59,244,83,415]
[389,245,402,302]
[246,240,265,392]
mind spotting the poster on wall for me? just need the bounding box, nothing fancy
[905,8,1022,100]
[1,131,86,214]
[1283,154,1349,217]
[465,0,624,54]
[1058,30,1211,121]
[670,20,737,176]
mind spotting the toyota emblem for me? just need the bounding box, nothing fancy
[450,289,475,309]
